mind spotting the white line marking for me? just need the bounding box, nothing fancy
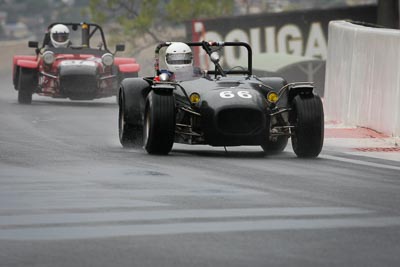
[0,200,168,211]
[0,207,371,226]
[322,155,400,171]
[0,216,399,240]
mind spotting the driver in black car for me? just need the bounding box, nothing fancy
[159,42,204,81]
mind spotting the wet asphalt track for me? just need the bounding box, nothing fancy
[1,73,400,267]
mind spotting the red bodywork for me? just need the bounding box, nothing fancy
[13,22,140,101]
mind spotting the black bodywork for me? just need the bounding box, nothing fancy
[119,41,324,157]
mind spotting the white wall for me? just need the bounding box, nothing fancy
[324,21,400,137]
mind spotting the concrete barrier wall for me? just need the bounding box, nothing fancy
[324,21,400,137]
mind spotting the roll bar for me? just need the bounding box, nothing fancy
[154,41,253,76]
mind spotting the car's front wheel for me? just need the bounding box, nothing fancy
[118,90,142,147]
[17,68,35,104]
[143,91,175,155]
[290,95,324,158]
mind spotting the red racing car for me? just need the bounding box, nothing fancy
[12,22,140,104]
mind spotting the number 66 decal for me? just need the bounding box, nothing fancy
[219,91,252,99]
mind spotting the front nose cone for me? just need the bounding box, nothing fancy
[199,89,268,146]
[216,107,264,135]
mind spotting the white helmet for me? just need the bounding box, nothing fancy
[50,24,70,48]
[165,42,193,72]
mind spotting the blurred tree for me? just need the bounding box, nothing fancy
[166,0,233,21]
[55,1,90,23]
[85,0,234,54]
[15,0,50,16]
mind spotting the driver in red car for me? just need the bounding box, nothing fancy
[49,24,71,48]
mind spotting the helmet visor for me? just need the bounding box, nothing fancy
[52,32,68,43]
[166,53,192,65]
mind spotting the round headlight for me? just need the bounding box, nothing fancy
[190,93,201,104]
[102,53,114,66]
[267,92,279,103]
[42,51,55,65]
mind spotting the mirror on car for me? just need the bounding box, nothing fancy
[115,44,125,52]
[28,41,39,48]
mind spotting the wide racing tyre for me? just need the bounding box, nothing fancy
[291,95,324,158]
[118,89,142,147]
[143,91,175,155]
[18,68,35,104]
[261,136,288,155]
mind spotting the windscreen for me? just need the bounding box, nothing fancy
[192,44,249,74]
[159,44,249,81]
[65,25,105,49]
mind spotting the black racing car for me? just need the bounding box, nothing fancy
[118,41,324,157]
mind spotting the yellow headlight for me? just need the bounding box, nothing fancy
[267,92,279,103]
[190,93,201,104]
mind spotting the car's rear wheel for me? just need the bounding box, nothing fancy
[290,95,324,158]
[261,136,288,154]
[118,90,141,147]
[18,68,35,104]
[143,91,175,155]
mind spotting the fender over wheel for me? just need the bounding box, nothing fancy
[118,72,139,84]
[143,91,175,155]
[290,95,324,158]
[116,72,139,104]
